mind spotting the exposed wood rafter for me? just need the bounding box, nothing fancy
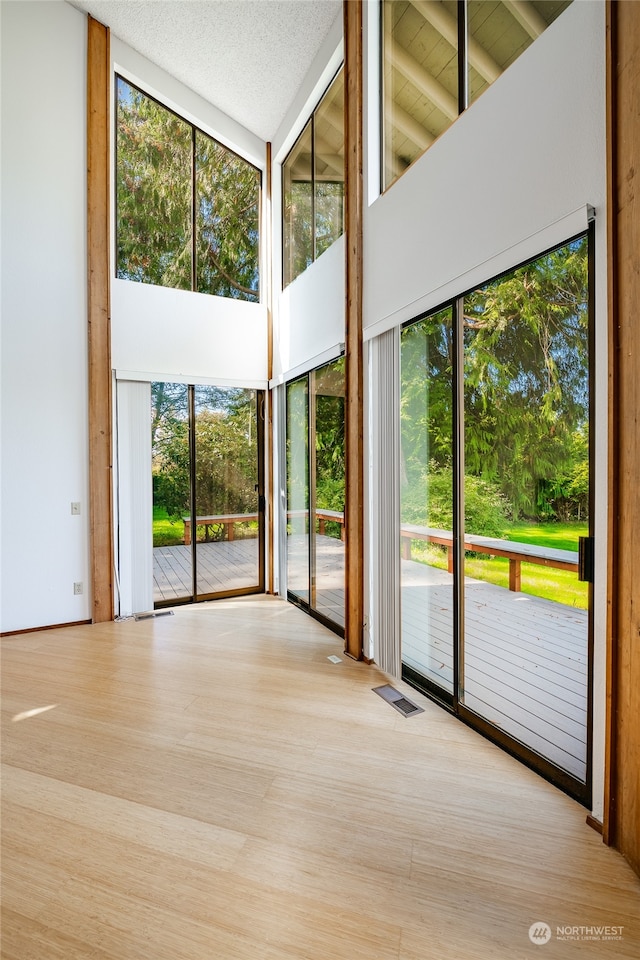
[504,0,546,39]
[410,0,502,83]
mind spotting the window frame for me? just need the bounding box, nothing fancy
[281,65,345,289]
[115,74,262,302]
[380,0,572,194]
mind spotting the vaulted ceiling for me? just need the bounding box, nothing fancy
[69,0,342,141]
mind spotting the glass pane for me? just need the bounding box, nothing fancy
[468,1,572,105]
[314,70,345,259]
[383,0,458,190]
[462,236,589,781]
[311,359,346,627]
[194,386,260,596]
[151,383,192,603]
[286,378,310,602]
[195,131,260,302]
[400,308,454,695]
[283,121,313,286]
[116,78,192,290]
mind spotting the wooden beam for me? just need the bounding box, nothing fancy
[390,102,435,152]
[410,0,502,84]
[266,142,274,595]
[343,0,364,660]
[605,0,640,875]
[391,39,458,120]
[87,15,114,623]
[503,0,546,39]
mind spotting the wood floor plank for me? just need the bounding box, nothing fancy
[2,596,638,959]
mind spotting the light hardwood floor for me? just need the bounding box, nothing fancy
[2,596,639,959]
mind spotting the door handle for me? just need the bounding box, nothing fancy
[578,536,594,583]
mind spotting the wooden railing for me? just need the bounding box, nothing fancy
[183,509,346,545]
[183,513,258,545]
[182,515,577,593]
[400,525,579,592]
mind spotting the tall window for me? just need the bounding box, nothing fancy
[116,77,260,302]
[283,68,345,287]
[382,0,572,190]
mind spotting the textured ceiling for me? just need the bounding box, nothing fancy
[69,0,342,140]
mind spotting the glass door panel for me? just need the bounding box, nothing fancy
[286,377,310,604]
[311,359,346,628]
[193,386,261,598]
[461,237,590,784]
[400,308,454,699]
[151,382,193,604]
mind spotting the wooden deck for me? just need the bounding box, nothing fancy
[154,535,345,628]
[401,559,588,782]
[154,539,260,602]
[286,534,345,628]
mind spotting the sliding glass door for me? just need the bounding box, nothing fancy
[400,234,592,802]
[286,359,345,634]
[152,383,264,605]
[400,308,455,701]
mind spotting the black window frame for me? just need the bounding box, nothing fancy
[281,65,345,289]
[115,74,262,302]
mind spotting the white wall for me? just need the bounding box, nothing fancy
[112,280,268,387]
[364,0,605,334]
[111,37,269,387]
[273,236,345,380]
[1,1,90,632]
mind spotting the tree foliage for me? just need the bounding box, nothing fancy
[401,238,589,527]
[152,383,258,531]
[117,78,259,301]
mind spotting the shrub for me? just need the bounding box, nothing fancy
[401,461,510,537]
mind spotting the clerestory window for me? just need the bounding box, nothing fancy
[382,0,572,190]
[116,77,260,302]
[282,67,345,288]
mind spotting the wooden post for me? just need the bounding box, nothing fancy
[87,16,114,623]
[509,559,521,593]
[265,142,275,595]
[343,0,364,660]
[604,0,640,874]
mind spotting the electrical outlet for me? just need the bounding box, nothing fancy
[71,502,81,515]
[73,582,83,595]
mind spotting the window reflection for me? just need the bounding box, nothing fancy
[382,0,572,191]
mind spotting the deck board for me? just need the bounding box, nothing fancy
[400,559,588,782]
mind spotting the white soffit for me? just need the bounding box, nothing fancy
[69,0,341,141]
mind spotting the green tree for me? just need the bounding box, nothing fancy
[152,384,258,527]
[117,78,259,301]
[463,238,588,518]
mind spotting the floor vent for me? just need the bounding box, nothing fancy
[134,610,175,621]
[373,684,424,717]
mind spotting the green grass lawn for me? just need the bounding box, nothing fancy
[153,506,185,547]
[410,521,589,609]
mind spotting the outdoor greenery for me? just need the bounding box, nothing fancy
[152,383,258,546]
[400,237,590,602]
[286,359,345,540]
[401,238,589,533]
[117,77,260,300]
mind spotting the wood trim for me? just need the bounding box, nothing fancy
[87,16,114,623]
[1,620,92,639]
[604,0,618,849]
[343,0,364,660]
[586,814,604,836]
[266,142,275,594]
[605,0,640,875]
